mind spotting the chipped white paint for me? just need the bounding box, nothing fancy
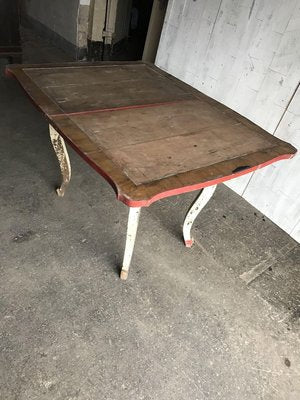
[121,207,141,280]
[156,0,300,242]
[183,185,217,247]
[49,125,71,197]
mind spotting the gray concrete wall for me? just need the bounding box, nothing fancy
[23,0,91,58]
[25,0,80,45]
[156,0,300,242]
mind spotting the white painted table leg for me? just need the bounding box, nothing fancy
[183,185,217,247]
[120,207,141,280]
[49,124,71,197]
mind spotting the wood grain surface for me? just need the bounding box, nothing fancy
[6,61,296,206]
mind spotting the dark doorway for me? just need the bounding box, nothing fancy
[111,0,154,61]
[0,0,22,63]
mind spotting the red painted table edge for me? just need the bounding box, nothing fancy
[48,117,297,208]
[104,154,295,207]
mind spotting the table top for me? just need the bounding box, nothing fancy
[7,61,296,207]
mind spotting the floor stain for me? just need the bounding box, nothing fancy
[12,230,35,243]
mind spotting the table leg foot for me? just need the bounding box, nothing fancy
[49,124,71,197]
[183,185,217,247]
[121,207,141,280]
[120,269,129,280]
[56,185,67,197]
[184,239,194,248]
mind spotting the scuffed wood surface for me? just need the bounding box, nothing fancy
[6,62,296,206]
[23,64,193,113]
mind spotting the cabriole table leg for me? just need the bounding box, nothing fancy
[183,185,217,247]
[121,207,141,280]
[49,124,71,197]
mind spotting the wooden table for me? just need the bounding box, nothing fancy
[0,0,22,63]
[6,61,296,279]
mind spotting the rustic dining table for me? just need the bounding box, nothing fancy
[6,61,296,279]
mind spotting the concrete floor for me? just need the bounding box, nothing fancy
[0,28,300,400]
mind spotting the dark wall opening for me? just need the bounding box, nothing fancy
[111,0,154,61]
